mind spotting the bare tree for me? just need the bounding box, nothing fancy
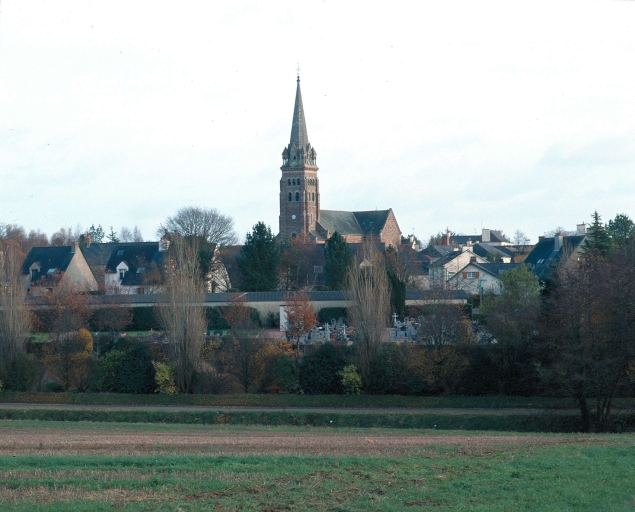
[156,235,207,393]
[119,226,144,243]
[513,229,530,245]
[346,240,391,388]
[284,291,317,342]
[158,206,238,247]
[0,241,32,382]
[50,226,82,247]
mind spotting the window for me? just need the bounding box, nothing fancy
[287,179,291,185]
[119,269,125,279]
[295,192,300,201]
[467,272,476,279]
[117,250,124,256]
[312,192,315,202]
[31,269,38,280]
[288,192,292,201]
[292,179,295,185]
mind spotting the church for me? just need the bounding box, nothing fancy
[278,76,402,249]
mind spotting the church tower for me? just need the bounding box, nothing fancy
[279,76,319,241]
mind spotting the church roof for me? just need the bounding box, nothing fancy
[289,78,309,148]
[318,209,391,237]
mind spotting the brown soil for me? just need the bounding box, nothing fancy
[0,424,570,456]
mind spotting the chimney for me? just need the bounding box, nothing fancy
[159,237,170,252]
[72,241,80,253]
[441,233,451,245]
[554,235,564,251]
[86,233,92,248]
[577,222,587,235]
[482,229,490,243]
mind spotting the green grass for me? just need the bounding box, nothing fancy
[1,434,634,510]
[7,391,635,410]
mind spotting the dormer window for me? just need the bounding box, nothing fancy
[31,269,38,280]
[119,269,126,279]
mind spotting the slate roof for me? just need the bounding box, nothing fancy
[21,246,76,284]
[450,235,481,245]
[524,235,587,279]
[105,242,165,286]
[82,243,116,269]
[467,262,521,277]
[317,210,391,238]
[472,243,512,260]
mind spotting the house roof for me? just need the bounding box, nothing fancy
[82,243,116,269]
[524,235,587,279]
[468,262,521,277]
[105,242,165,286]
[22,246,76,284]
[450,235,481,245]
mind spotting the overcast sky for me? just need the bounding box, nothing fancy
[1,1,634,244]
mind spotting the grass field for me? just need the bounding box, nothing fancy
[6,391,635,410]
[0,420,634,510]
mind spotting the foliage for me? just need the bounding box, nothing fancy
[237,222,281,291]
[219,332,266,393]
[37,281,92,336]
[152,361,178,394]
[338,364,362,395]
[131,307,163,331]
[299,343,347,394]
[95,343,156,394]
[158,206,238,247]
[41,329,94,391]
[324,232,352,290]
[0,240,31,383]
[2,354,37,391]
[259,341,301,394]
[107,226,120,243]
[284,291,317,341]
[90,306,133,333]
[585,210,612,257]
[278,234,318,290]
[317,307,347,324]
[388,271,406,318]
[87,224,105,243]
[607,213,635,248]
[347,240,391,389]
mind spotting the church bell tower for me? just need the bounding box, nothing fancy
[279,76,319,241]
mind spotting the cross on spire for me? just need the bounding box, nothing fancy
[296,62,301,81]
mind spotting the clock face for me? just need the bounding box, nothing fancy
[291,215,296,220]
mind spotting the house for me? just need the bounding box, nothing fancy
[428,248,488,289]
[446,262,521,294]
[21,243,98,294]
[524,224,588,281]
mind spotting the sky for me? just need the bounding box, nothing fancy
[1,1,634,245]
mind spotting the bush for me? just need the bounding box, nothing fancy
[3,354,38,392]
[130,307,163,331]
[265,312,280,329]
[261,354,301,394]
[206,307,229,330]
[317,307,347,324]
[153,361,178,394]
[95,343,156,394]
[299,343,348,394]
[338,365,362,395]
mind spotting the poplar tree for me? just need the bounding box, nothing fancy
[324,232,352,290]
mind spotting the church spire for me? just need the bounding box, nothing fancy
[289,77,309,148]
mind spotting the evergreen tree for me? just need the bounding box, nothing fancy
[324,232,353,290]
[107,227,120,243]
[88,224,105,243]
[607,213,635,248]
[586,211,612,257]
[237,222,281,291]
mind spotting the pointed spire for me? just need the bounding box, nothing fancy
[289,77,309,148]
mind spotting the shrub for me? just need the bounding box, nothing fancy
[3,354,38,392]
[338,365,362,395]
[261,354,301,394]
[130,307,163,331]
[95,343,156,394]
[317,307,347,324]
[152,361,178,394]
[299,343,347,394]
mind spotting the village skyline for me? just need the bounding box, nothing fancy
[2,1,634,244]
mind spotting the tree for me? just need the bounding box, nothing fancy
[585,211,612,257]
[324,232,352,290]
[96,342,156,394]
[284,291,317,342]
[107,227,120,243]
[237,222,280,291]
[50,226,81,246]
[607,213,635,249]
[38,280,92,336]
[158,206,238,247]
[155,235,207,393]
[513,230,530,245]
[0,241,31,383]
[385,247,407,317]
[346,240,391,388]
[481,264,541,395]
[41,328,94,391]
[88,224,105,243]
[299,343,347,394]
[544,245,635,431]
[278,234,317,291]
[220,331,265,393]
